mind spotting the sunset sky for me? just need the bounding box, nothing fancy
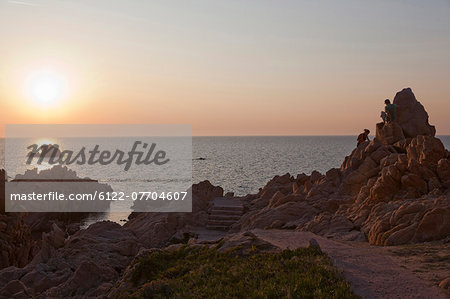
[1,0,449,136]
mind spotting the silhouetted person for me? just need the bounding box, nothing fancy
[357,129,370,146]
[384,99,397,122]
[380,111,387,123]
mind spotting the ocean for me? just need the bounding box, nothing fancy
[2,136,450,224]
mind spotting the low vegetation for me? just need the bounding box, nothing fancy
[126,245,358,298]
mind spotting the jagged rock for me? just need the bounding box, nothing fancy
[439,277,450,290]
[437,159,450,188]
[375,122,405,145]
[237,201,317,231]
[406,136,446,170]
[393,88,436,137]
[0,213,34,269]
[125,180,223,248]
[292,182,301,194]
[0,169,5,214]
[0,221,140,298]
[239,89,449,247]
[413,196,450,242]
[45,261,117,297]
[0,280,31,298]
[307,238,322,252]
[1,88,448,297]
[216,231,280,256]
[401,174,428,197]
[309,171,322,183]
[365,196,450,246]
[42,223,65,249]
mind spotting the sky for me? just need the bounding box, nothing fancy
[1,0,449,136]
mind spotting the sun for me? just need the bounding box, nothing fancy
[26,69,68,105]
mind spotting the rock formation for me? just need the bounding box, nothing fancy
[0,88,448,297]
[0,170,35,270]
[124,180,224,248]
[0,221,140,298]
[393,88,436,137]
[0,180,223,297]
[375,88,436,146]
[231,88,449,246]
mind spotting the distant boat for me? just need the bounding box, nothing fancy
[194,157,206,161]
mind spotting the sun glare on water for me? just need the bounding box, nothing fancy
[26,69,68,106]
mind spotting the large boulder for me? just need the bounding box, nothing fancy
[125,180,223,248]
[375,122,405,145]
[0,221,141,298]
[393,88,436,138]
[437,159,450,188]
[0,213,34,269]
[0,170,35,270]
[0,170,5,214]
[406,136,446,170]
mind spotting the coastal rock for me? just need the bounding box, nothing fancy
[439,277,450,290]
[437,159,450,188]
[375,122,405,145]
[406,136,446,170]
[413,196,450,242]
[0,221,140,298]
[364,196,450,246]
[0,169,5,214]
[125,180,223,248]
[0,213,34,269]
[237,88,449,246]
[393,88,436,137]
[237,201,317,231]
[307,238,322,252]
[217,231,280,256]
[0,280,31,298]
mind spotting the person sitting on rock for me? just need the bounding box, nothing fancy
[380,111,387,123]
[357,129,370,146]
[384,99,397,122]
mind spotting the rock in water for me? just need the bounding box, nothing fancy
[393,88,436,138]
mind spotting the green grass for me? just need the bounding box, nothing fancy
[125,245,358,299]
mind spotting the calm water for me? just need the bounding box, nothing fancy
[192,136,357,195]
[2,136,449,224]
[193,135,450,195]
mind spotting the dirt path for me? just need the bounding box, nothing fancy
[252,229,448,299]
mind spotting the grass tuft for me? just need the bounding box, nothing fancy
[128,245,358,298]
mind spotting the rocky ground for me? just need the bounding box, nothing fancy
[0,88,449,298]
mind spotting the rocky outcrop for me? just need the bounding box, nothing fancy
[0,87,447,297]
[375,88,436,148]
[0,179,225,298]
[124,180,223,248]
[0,221,141,298]
[232,88,449,246]
[0,213,34,270]
[393,88,436,137]
[0,170,35,270]
[375,122,405,145]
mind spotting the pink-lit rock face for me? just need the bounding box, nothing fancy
[393,88,436,138]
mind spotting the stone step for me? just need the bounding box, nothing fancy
[206,224,230,230]
[207,219,238,226]
[211,205,243,211]
[210,208,243,215]
[208,214,241,221]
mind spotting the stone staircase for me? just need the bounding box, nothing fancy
[206,197,244,230]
